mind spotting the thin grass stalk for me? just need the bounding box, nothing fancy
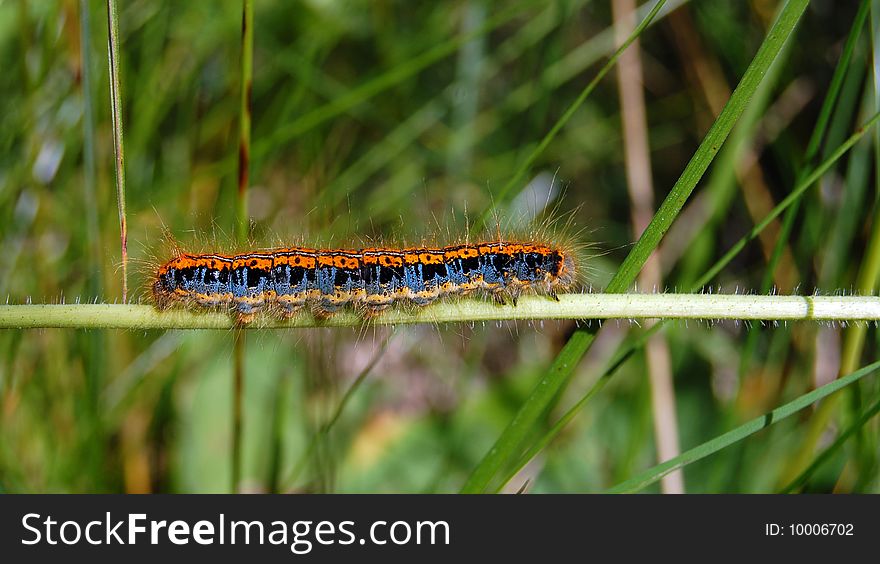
[284,334,393,490]
[232,328,244,493]
[81,0,108,489]
[664,11,797,291]
[231,0,254,495]
[80,0,102,298]
[781,0,870,258]
[612,0,682,494]
[266,366,287,493]
[843,0,880,482]
[106,0,127,302]
[237,0,253,243]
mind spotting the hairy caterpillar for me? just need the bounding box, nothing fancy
[152,240,578,323]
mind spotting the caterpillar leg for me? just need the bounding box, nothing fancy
[309,303,339,320]
[507,287,522,306]
[236,312,256,325]
[272,302,303,320]
[362,292,394,318]
[408,293,439,307]
[362,303,391,319]
[152,282,175,310]
[275,293,308,320]
[234,299,264,324]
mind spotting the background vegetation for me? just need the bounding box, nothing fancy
[1,0,878,493]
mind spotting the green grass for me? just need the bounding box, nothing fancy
[1,0,879,494]
[462,0,810,494]
[609,358,880,493]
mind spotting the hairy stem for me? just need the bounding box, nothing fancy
[1,294,879,329]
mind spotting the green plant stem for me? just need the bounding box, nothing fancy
[237,0,253,242]
[232,328,244,493]
[106,0,128,302]
[80,0,102,297]
[2,294,872,330]
[284,333,393,489]
[231,0,254,495]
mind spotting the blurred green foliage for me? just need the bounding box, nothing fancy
[0,0,878,493]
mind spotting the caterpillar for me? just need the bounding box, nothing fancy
[152,240,578,323]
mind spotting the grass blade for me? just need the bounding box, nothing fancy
[461,0,810,494]
[608,359,880,493]
[781,393,880,493]
[606,0,809,293]
[495,110,880,492]
[106,0,128,302]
